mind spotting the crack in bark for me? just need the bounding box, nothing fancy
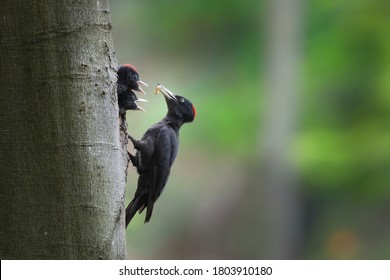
[55,142,119,149]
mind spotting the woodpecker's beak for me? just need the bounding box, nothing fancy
[135,97,148,103]
[155,84,177,101]
[135,105,146,112]
[134,80,148,95]
[134,97,147,111]
[138,80,148,87]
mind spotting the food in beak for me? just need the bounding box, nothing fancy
[155,84,177,101]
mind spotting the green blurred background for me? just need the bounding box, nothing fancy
[111,0,390,259]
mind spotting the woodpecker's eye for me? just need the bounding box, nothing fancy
[180,98,185,103]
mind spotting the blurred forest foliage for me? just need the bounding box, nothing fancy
[111,0,390,259]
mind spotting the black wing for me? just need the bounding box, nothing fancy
[144,126,177,222]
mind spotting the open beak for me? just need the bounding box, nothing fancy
[135,97,148,103]
[138,80,148,87]
[135,104,145,112]
[135,96,147,111]
[135,80,148,95]
[155,84,177,101]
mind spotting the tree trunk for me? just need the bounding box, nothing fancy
[0,0,127,259]
[258,0,303,258]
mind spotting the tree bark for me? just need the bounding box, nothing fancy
[0,0,127,259]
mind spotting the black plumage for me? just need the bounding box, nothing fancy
[117,64,148,117]
[126,84,196,226]
[118,90,144,115]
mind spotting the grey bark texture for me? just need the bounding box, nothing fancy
[0,0,127,259]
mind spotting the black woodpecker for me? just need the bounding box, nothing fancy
[126,84,196,226]
[117,64,148,117]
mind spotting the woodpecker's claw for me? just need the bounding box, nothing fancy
[120,122,127,132]
[128,134,137,145]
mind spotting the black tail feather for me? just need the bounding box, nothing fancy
[125,195,142,228]
[144,203,154,223]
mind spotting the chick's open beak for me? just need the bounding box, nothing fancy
[135,97,148,103]
[135,104,145,112]
[138,80,148,87]
[135,80,148,95]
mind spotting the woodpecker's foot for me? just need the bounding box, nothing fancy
[128,134,137,144]
[128,134,148,152]
[128,152,139,168]
[120,120,127,131]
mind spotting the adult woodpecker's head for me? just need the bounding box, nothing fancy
[155,84,196,123]
[117,64,148,94]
